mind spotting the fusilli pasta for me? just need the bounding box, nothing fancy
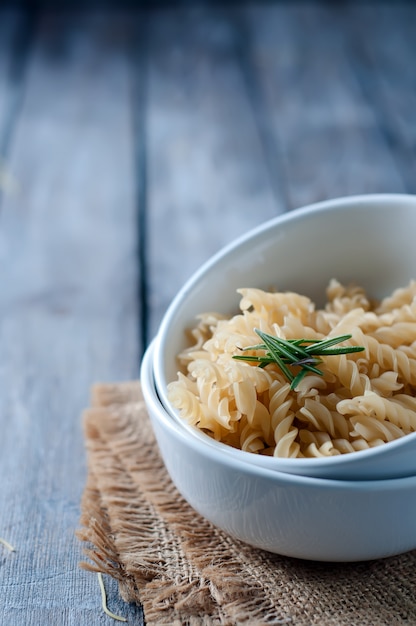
[167,280,416,458]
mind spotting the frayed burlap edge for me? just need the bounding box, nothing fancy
[77,381,416,626]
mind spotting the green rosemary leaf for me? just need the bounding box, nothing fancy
[257,332,310,361]
[289,338,321,347]
[232,330,365,387]
[239,342,268,352]
[290,358,323,376]
[255,329,295,382]
[233,354,274,365]
[290,368,311,390]
[303,334,353,353]
[313,345,365,356]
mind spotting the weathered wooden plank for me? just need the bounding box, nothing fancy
[145,4,280,339]
[0,10,143,626]
[343,3,416,192]
[0,10,33,172]
[242,2,406,209]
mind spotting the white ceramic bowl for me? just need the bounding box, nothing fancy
[141,339,416,562]
[153,193,416,480]
[149,396,416,481]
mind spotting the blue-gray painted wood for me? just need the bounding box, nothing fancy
[0,9,143,626]
[242,2,407,209]
[344,3,416,193]
[0,10,32,159]
[0,3,415,624]
[144,4,280,339]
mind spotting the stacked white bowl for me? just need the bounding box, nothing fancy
[141,194,416,562]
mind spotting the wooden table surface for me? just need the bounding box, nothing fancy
[0,2,414,624]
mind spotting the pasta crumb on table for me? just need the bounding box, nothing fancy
[167,279,416,458]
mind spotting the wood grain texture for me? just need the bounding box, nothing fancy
[343,3,416,193]
[242,2,406,209]
[0,9,143,625]
[0,10,33,168]
[144,4,280,338]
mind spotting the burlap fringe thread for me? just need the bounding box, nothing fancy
[77,382,416,626]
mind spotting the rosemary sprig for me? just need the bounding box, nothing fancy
[233,329,365,390]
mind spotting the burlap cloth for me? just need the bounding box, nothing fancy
[77,381,416,626]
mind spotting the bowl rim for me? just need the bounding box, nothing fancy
[154,192,416,398]
[142,338,416,490]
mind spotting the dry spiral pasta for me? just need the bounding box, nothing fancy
[167,280,416,458]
